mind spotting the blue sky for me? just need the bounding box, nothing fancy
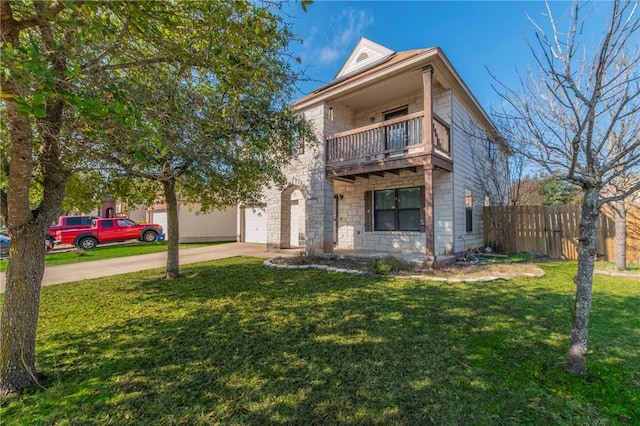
[284,1,617,110]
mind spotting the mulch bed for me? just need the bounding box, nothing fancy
[269,255,545,280]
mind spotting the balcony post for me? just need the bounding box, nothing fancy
[422,65,434,155]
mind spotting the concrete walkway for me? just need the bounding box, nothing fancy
[0,243,284,293]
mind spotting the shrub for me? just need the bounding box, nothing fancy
[369,256,407,275]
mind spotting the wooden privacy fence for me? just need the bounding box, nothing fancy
[483,205,640,264]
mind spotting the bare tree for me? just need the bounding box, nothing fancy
[513,178,546,206]
[459,114,528,206]
[493,0,640,376]
[470,140,528,206]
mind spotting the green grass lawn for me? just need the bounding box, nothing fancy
[0,259,638,425]
[595,261,640,272]
[0,241,231,272]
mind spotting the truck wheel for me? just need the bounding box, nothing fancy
[142,230,158,242]
[44,238,54,252]
[77,237,97,250]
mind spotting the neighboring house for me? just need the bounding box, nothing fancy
[96,196,236,243]
[242,38,503,266]
[130,203,237,243]
[76,198,238,244]
[97,196,131,219]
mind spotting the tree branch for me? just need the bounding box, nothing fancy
[9,0,69,31]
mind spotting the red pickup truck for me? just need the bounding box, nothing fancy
[47,215,99,244]
[55,218,164,250]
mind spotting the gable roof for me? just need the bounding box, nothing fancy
[335,38,395,78]
[293,39,502,143]
[301,47,433,101]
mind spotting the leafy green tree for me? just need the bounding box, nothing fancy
[0,0,308,396]
[61,171,161,216]
[539,174,581,205]
[87,63,311,278]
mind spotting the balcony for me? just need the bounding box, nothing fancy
[326,112,451,174]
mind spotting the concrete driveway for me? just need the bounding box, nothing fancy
[0,243,285,293]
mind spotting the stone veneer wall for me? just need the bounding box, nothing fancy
[269,84,457,255]
[266,103,334,253]
[433,169,454,255]
[333,168,453,256]
[348,84,451,128]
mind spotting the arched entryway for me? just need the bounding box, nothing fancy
[280,185,307,249]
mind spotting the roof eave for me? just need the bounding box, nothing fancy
[293,47,504,143]
[293,48,437,109]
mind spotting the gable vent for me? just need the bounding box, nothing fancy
[356,52,369,63]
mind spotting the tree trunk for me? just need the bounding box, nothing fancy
[163,179,180,279]
[566,186,600,376]
[0,93,67,398]
[0,2,69,396]
[614,199,627,271]
[0,11,40,391]
[0,225,48,397]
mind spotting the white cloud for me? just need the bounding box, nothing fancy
[300,7,374,67]
[321,8,374,65]
[319,46,340,64]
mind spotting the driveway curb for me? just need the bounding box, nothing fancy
[0,243,280,293]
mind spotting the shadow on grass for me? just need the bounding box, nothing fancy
[4,258,639,425]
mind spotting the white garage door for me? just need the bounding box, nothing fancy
[151,211,168,240]
[244,208,267,244]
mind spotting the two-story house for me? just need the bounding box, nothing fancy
[239,38,503,266]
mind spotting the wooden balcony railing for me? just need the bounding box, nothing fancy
[326,112,450,165]
[432,114,450,154]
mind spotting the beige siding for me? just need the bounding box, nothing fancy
[432,86,452,122]
[178,204,237,243]
[335,169,441,255]
[266,103,334,252]
[127,205,149,223]
[451,95,487,252]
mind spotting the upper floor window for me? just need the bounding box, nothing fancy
[486,138,495,159]
[465,189,473,233]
